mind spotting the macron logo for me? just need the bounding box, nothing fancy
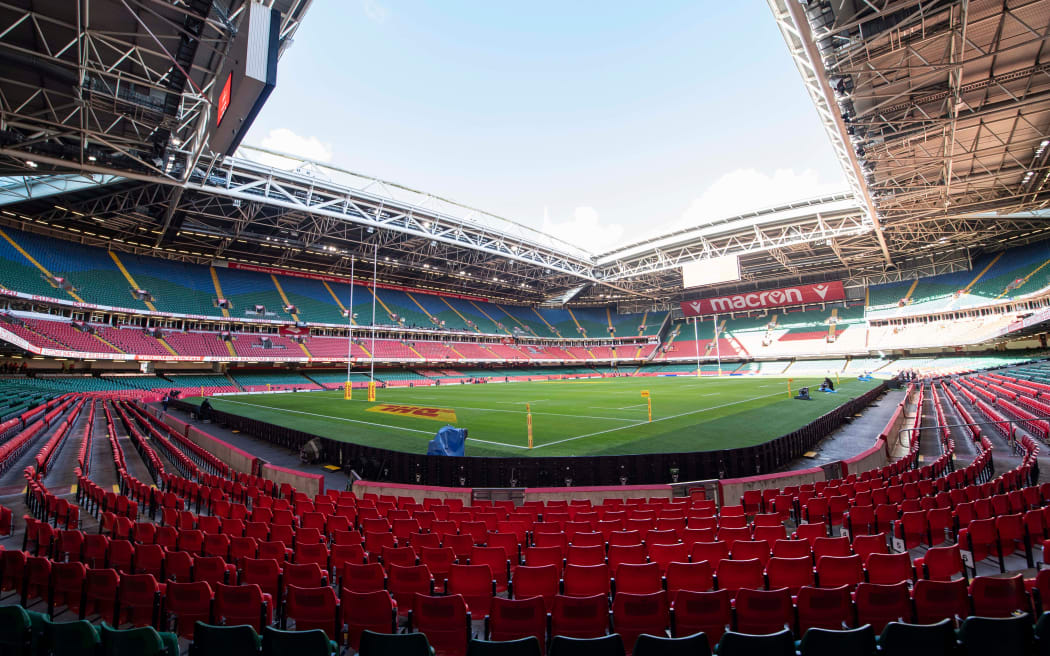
[690,301,703,312]
[814,284,829,299]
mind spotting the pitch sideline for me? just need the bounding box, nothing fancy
[210,398,529,449]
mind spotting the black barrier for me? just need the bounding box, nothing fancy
[172,382,886,487]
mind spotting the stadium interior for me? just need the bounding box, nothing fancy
[2,1,1050,655]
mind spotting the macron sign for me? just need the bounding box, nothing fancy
[681,281,845,317]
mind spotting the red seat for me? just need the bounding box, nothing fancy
[816,555,864,590]
[411,593,471,656]
[716,558,764,592]
[716,526,751,548]
[510,564,559,611]
[388,564,434,614]
[914,545,965,581]
[341,588,396,650]
[163,581,213,638]
[566,544,606,567]
[470,546,510,592]
[192,555,234,587]
[285,584,340,641]
[117,573,161,627]
[488,596,546,653]
[614,562,662,595]
[958,518,996,566]
[106,540,135,574]
[969,574,1029,617]
[845,505,876,538]
[772,539,811,559]
[851,533,888,563]
[485,532,520,566]
[202,534,230,561]
[666,561,713,596]
[608,544,647,572]
[380,545,417,569]
[524,546,564,572]
[82,535,110,568]
[612,591,669,656]
[913,578,969,625]
[766,556,814,593]
[176,529,204,554]
[214,582,271,631]
[812,536,851,560]
[330,543,366,574]
[257,541,290,562]
[670,589,730,649]
[82,568,119,623]
[690,541,729,569]
[647,543,689,575]
[734,587,793,635]
[895,511,927,550]
[340,562,387,593]
[551,594,609,639]
[608,531,642,547]
[240,558,282,600]
[855,581,912,632]
[49,561,87,617]
[563,564,611,598]
[283,562,327,594]
[752,525,787,547]
[446,564,495,617]
[55,529,85,563]
[793,523,828,545]
[796,585,852,634]
[24,556,51,606]
[865,552,914,585]
[730,540,771,566]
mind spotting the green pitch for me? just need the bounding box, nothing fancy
[193,376,882,457]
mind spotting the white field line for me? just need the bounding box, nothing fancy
[615,403,647,410]
[329,392,638,422]
[530,390,786,450]
[211,398,528,450]
[492,400,549,405]
[449,404,638,422]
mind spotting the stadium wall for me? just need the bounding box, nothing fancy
[173,381,888,487]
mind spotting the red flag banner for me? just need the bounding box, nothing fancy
[680,281,845,317]
[279,325,310,336]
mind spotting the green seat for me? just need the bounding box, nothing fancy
[879,619,957,656]
[1037,612,1050,656]
[43,618,100,656]
[549,635,626,656]
[799,625,876,656]
[100,622,178,656]
[261,626,335,656]
[467,637,540,656]
[25,609,51,656]
[190,622,261,656]
[0,605,33,656]
[359,630,434,656]
[959,614,1033,656]
[632,632,712,656]
[716,629,796,656]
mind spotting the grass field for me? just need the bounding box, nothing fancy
[193,376,882,457]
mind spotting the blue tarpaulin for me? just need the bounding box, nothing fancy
[427,425,467,456]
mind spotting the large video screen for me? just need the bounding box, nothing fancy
[681,254,740,289]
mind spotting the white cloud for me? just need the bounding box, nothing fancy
[241,128,334,169]
[541,206,625,254]
[361,0,390,23]
[664,168,846,236]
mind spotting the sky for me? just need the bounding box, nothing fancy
[242,0,847,254]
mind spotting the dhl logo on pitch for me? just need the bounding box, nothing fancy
[367,403,457,422]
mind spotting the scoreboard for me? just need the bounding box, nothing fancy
[207,3,280,157]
